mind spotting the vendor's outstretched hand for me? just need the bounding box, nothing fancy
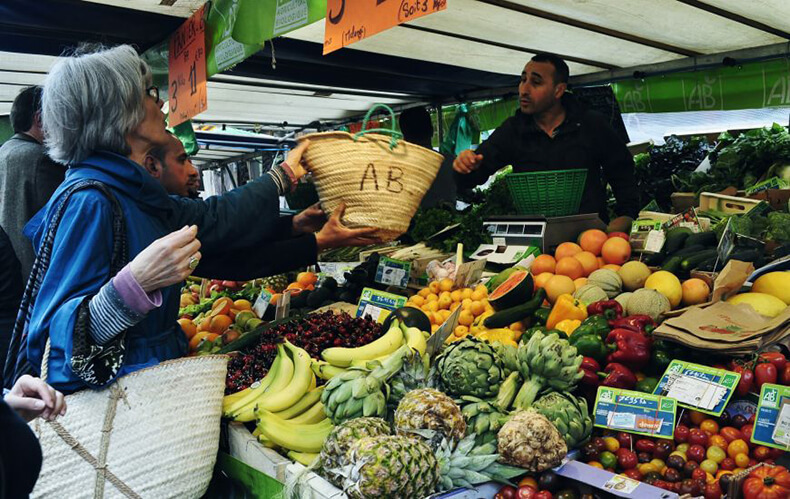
[6,375,66,422]
[453,149,483,174]
[285,139,311,180]
[315,203,379,250]
[292,203,327,234]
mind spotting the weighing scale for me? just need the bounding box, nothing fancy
[483,214,607,253]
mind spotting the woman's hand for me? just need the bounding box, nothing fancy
[285,139,311,180]
[130,225,201,293]
[315,203,380,251]
[5,375,66,422]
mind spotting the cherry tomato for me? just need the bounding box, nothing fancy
[688,429,709,447]
[517,486,536,499]
[617,432,633,450]
[720,427,742,443]
[782,364,790,385]
[690,410,707,426]
[622,469,642,481]
[599,451,617,470]
[618,449,639,470]
[706,445,726,464]
[734,453,750,468]
[650,458,667,472]
[498,485,518,499]
[733,365,754,397]
[591,437,607,453]
[700,459,719,475]
[684,460,700,479]
[654,440,674,460]
[587,461,604,469]
[691,467,707,481]
[758,352,787,373]
[755,362,778,390]
[709,434,729,450]
[703,480,723,499]
[687,444,706,463]
[603,436,620,453]
[700,419,719,435]
[517,477,538,490]
[635,438,656,454]
[727,439,749,460]
[674,424,690,444]
[638,452,652,464]
[732,414,748,429]
[720,457,736,471]
[664,468,682,483]
[769,447,785,460]
[741,424,754,445]
[533,492,553,499]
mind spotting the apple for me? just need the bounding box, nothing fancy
[608,232,630,241]
[222,280,239,289]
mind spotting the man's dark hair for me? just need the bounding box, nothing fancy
[10,86,43,133]
[148,130,178,167]
[399,106,434,143]
[530,53,570,85]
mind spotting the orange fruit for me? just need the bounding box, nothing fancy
[189,331,211,350]
[297,272,318,286]
[458,310,474,326]
[601,264,622,272]
[461,288,474,300]
[428,281,441,293]
[209,297,233,317]
[574,277,589,291]
[177,318,197,339]
[229,308,240,321]
[438,294,453,310]
[470,288,487,302]
[555,256,585,280]
[470,300,486,317]
[450,290,463,303]
[545,275,576,304]
[418,287,431,298]
[573,251,600,277]
[270,293,281,305]
[533,272,554,290]
[233,299,252,311]
[439,278,455,292]
[597,256,606,268]
[210,314,233,334]
[531,254,556,275]
[579,229,609,256]
[461,298,473,310]
[554,242,583,261]
[410,295,426,307]
[601,237,631,265]
[426,293,439,302]
[287,282,305,291]
[682,278,711,306]
[426,301,440,313]
[439,309,452,322]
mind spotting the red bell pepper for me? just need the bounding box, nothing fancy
[600,363,637,390]
[580,357,602,388]
[759,352,787,374]
[587,300,623,320]
[606,328,652,371]
[755,361,778,391]
[608,315,656,335]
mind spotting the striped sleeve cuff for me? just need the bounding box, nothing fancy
[266,163,296,195]
[88,280,147,345]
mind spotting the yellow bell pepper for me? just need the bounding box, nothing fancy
[546,294,588,330]
[477,328,517,347]
[555,319,581,336]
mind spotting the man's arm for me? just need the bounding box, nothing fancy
[593,114,640,219]
[194,234,317,280]
[454,118,517,190]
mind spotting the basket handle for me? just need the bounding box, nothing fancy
[353,103,403,150]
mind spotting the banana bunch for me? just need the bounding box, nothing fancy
[532,392,593,449]
[223,340,315,422]
[513,331,583,409]
[322,319,427,369]
[255,409,334,454]
[321,344,412,424]
[458,396,510,447]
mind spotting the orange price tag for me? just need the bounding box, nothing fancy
[324,0,447,55]
[168,4,208,127]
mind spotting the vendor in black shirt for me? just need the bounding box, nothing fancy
[454,53,639,223]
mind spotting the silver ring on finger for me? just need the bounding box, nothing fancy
[188,254,200,270]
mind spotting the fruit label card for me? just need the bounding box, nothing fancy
[318,262,361,285]
[629,220,664,252]
[752,383,790,450]
[593,386,676,439]
[374,257,411,288]
[653,360,740,416]
[603,474,641,495]
[253,289,273,318]
[662,207,701,233]
[453,259,486,288]
[355,287,407,324]
[275,290,291,320]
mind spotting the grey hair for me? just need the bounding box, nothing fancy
[42,44,152,165]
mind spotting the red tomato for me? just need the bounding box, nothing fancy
[617,432,633,449]
[518,477,538,490]
[742,465,790,499]
[618,449,639,470]
[635,438,656,454]
[720,427,743,443]
[755,362,779,391]
[675,424,690,444]
[688,429,709,447]
[720,458,736,471]
[759,352,787,373]
[688,444,707,463]
[622,469,642,481]
[769,448,785,460]
[741,424,754,445]
[533,492,553,499]
[517,486,536,499]
[782,364,790,385]
[703,480,723,499]
[691,468,707,481]
[733,365,755,396]
[498,485,518,499]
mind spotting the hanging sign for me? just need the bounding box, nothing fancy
[168,4,208,127]
[324,0,447,54]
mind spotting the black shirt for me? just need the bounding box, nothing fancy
[0,399,42,498]
[456,96,640,221]
[0,226,22,376]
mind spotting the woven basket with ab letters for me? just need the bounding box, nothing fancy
[301,104,443,241]
[30,352,228,498]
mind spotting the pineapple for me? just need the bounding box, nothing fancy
[318,417,392,487]
[261,274,289,293]
[340,433,522,498]
[394,388,466,444]
[387,353,437,415]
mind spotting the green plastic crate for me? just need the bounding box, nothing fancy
[505,169,588,217]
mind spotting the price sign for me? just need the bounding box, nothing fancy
[374,257,412,288]
[168,4,208,127]
[427,305,461,358]
[453,260,486,288]
[662,207,701,233]
[752,383,790,450]
[324,0,447,54]
[653,360,740,416]
[593,386,677,439]
[275,290,291,320]
[252,289,273,318]
[355,287,407,324]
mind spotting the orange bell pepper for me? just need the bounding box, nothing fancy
[546,294,588,330]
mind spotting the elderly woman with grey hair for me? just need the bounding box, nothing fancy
[3,44,321,392]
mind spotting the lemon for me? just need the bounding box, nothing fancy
[751,272,790,304]
[645,271,683,309]
[727,293,787,318]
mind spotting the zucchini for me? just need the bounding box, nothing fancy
[727,248,762,264]
[667,245,706,259]
[693,256,719,273]
[663,228,693,255]
[680,250,719,272]
[661,256,684,274]
[684,231,717,248]
[484,289,546,329]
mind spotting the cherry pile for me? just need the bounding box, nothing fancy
[225,312,383,394]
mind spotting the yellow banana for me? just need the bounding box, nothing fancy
[256,410,334,453]
[287,451,318,467]
[223,351,283,416]
[287,402,326,424]
[322,323,404,367]
[257,341,313,412]
[311,360,347,380]
[272,386,324,420]
[228,344,294,419]
[404,326,427,356]
[308,373,317,391]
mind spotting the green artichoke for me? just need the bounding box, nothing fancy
[436,337,504,398]
[493,342,519,377]
[532,392,592,449]
[514,332,583,409]
[458,396,510,446]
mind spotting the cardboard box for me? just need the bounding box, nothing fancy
[670,192,697,213]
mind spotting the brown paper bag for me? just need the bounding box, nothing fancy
[663,260,755,318]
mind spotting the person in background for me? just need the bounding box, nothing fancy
[453,53,639,224]
[398,106,457,209]
[0,86,67,285]
[1,374,66,498]
[142,133,378,279]
[0,227,22,376]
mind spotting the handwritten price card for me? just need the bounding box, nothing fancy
[169,4,208,126]
[653,360,740,416]
[594,387,677,439]
[324,0,447,54]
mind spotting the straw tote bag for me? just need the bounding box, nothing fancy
[9,180,227,498]
[300,104,444,242]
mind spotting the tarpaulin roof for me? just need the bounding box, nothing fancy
[2,0,790,130]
